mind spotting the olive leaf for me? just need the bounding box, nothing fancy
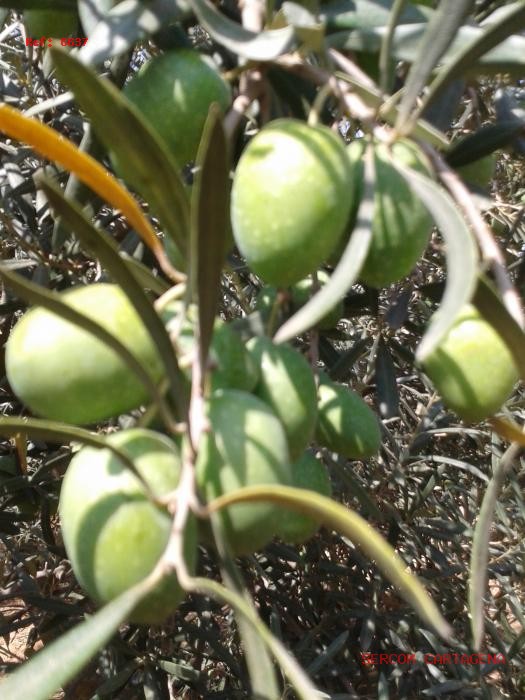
[395,0,474,131]
[322,0,431,32]
[78,0,186,65]
[39,178,186,420]
[281,2,325,52]
[0,417,142,479]
[210,521,281,699]
[189,577,320,700]
[208,485,453,640]
[468,444,521,651]
[0,579,157,700]
[186,0,296,61]
[391,162,479,361]
[375,338,399,419]
[274,143,375,343]
[0,0,75,7]
[328,21,525,75]
[120,255,170,296]
[489,417,525,446]
[420,1,525,116]
[446,121,525,168]
[78,0,118,35]
[190,104,230,370]
[50,48,190,264]
[0,104,172,276]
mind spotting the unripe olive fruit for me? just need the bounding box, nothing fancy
[255,270,344,331]
[231,119,353,286]
[59,429,197,624]
[292,270,344,329]
[5,284,163,425]
[422,305,519,423]
[24,10,78,37]
[247,337,317,461]
[277,452,332,544]
[162,303,258,392]
[196,390,292,555]
[457,154,497,190]
[345,138,433,288]
[122,49,231,167]
[316,375,381,459]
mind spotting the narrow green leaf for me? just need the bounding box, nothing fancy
[328,337,370,381]
[206,511,280,699]
[191,104,230,369]
[91,663,139,698]
[187,0,296,60]
[51,123,107,252]
[507,630,525,660]
[446,121,525,168]
[121,254,171,296]
[216,555,280,699]
[322,0,431,32]
[396,0,475,131]
[281,2,325,52]
[420,1,525,115]
[306,630,349,675]
[0,265,161,406]
[0,0,75,7]
[489,417,525,447]
[328,456,389,522]
[468,444,521,651]
[473,275,525,382]
[375,338,399,418]
[209,485,453,640]
[0,579,155,700]
[390,163,479,361]
[78,0,115,35]
[78,0,185,65]
[336,72,449,149]
[189,577,320,700]
[50,48,190,263]
[0,416,137,475]
[39,178,186,420]
[328,22,525,75]
[378,0,408,94]
[274,143,375,343]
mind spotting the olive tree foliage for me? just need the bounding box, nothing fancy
[0,0,525,698]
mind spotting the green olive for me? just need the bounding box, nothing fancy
[316,375,381,459]
[422,305,519,423]
[122,49,231,167]
[5,284,164,425]
[277,452,332,544]
[59,429,196,624]
[196,390,292,555]
[231,119,352,286]
[247,336,317,461]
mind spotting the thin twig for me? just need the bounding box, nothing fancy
[224,0,267,140]
[275,53,379,131]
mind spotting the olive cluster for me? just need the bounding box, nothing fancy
[5,284,381,623]
[5,46,519,627]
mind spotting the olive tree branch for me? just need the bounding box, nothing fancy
[224,0,268,139]
[275,53,379,132]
